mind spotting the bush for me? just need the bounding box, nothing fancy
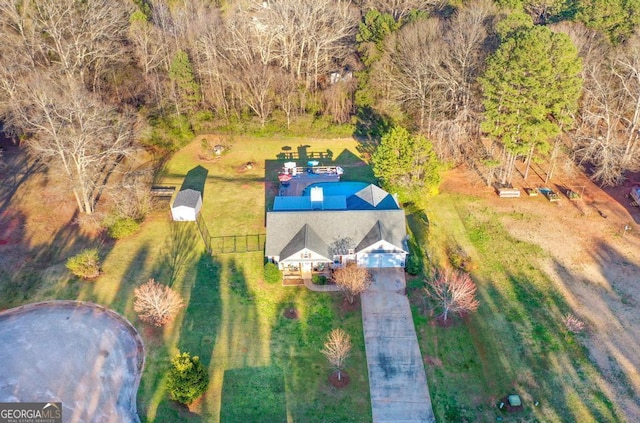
[107,217,141,239]
[312,274,327,285]
[134,279,184,326]
[65,248,101,279]
[143,113,194,152]
[405,255,422,276]
[264,263,282,284]
[166,352,209,404]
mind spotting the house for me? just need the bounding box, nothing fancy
[171,189,202,221]
[265,182,408,274]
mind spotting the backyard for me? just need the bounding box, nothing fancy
[0,135,639,422]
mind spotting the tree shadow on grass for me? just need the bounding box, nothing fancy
[159,222,200,287]
[150,253,222,422]
[502,270,619,422]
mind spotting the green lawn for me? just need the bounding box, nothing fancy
[407,194,623,422]
[2,133,623,423]
[0,136,373,422]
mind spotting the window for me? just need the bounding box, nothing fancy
[347,248,355,255]
[302,252,310,259]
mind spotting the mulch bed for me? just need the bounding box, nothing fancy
[328,371,350,388]
[340,296,360,313]
[283,307,299,319]
[431,314,456,328]
[282,278,304,286]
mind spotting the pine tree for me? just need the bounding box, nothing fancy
[372,126,442,204]
[166,352,209,404]
[169,50,201,114]
[480,26,582,184]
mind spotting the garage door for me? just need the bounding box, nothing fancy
[357,253,405,268]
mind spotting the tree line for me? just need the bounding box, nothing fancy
[0,0,639,215]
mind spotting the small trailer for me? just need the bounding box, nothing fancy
[539,187,560,202]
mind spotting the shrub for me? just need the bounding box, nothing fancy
[447,245,474,271]
[406,255,422,276]
[264,263,282,284]
[563,313,586,333]
[312,274,327,285]
[134,279,184,327]
[107,217,141,239]
[66,248,101,279]
[143,113,194,152]
[166,352,209,404]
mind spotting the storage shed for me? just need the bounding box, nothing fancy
[171,189,202,221]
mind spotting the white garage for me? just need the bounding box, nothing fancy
[171,189,202,221]
[357,252,406,268]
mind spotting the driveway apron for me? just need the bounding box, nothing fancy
[361,268,435,422]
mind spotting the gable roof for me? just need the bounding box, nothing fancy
[172,189,201,209]
[279,224,330,260]
[355,220,383,252]
[266,209,407,259]
[347,184,398,210]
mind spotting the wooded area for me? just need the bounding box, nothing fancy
[1,0,639,213]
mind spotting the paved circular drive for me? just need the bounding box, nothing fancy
[0,301,144,423]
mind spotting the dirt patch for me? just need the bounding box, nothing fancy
[283,307,299,319]
[328,371,350,389]
[424,355,443,367]
[498,395,524,413]
[441,163,640,420]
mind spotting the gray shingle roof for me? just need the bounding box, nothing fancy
[346,184,399,210]
[265,209,407,259]
[172,189,201,209]
[279,224,330,260]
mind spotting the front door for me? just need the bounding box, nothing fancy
[301,262,312,272]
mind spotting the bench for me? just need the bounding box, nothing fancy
[150,186,175,197]
[498,188,521,198]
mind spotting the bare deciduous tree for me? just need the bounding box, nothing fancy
[31,0,131,90]
[321,328,352,381]
[235,64,276,127]
[107,165,154,220]
[0,73,136,214]
[373,1,495,161]
[358,0,446,21]
[426,269,479,322]
[134,279,184,327]
[569,33,640,185]
[332,263,372,304]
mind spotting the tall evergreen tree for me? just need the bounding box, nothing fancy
[372,126,442,204]
[480,25,582,184]
[169,50,201,114]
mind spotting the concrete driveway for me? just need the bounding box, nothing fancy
[0,301,144,423]
[362,268,435,423]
